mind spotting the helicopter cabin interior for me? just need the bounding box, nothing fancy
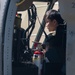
[1,0,75,75]
[12,0,66,75]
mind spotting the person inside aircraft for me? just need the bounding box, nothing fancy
[42,9,66,75]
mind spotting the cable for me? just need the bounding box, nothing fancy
[37,15,48,38]
[16,0,25,6]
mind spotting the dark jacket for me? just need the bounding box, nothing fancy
[42,25,66,75]
[43,25,66,63]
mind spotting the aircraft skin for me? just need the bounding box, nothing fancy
[0,0,75,75]
[59,0,75,75]
[0,0,18,75]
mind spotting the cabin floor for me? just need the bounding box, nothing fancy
[12,62,38,75]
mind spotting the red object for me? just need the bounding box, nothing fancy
[34,50,43,55]
[34,43,38,49]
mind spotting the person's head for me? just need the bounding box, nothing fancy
[45,9,64,31]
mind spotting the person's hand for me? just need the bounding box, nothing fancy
[42,49,47,54]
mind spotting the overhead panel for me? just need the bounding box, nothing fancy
[17,0,57,11]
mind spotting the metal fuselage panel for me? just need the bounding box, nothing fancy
[59,0,75,75]
[0,0,10,75]
[0,0,20,75]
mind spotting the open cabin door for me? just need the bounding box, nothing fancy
[0,0,21,75]
[1,0,75,75]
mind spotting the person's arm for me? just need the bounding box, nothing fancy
[42,38,48,54]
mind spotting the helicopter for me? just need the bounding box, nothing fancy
[0,0,75,75]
